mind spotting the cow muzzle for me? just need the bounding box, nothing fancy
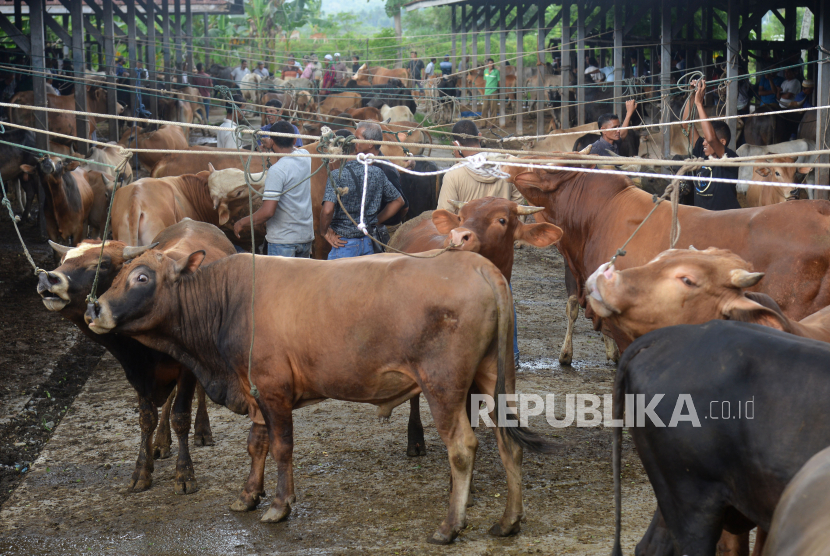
[585,262,619,318]
[447,228,480,252]
[37,271,70,311]
[85,300,116,334]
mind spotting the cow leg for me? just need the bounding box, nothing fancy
[192,383,214,447]
[559,295,580,365]
[153,388,174,459]
[660,492,725,554]
[751,529,767,556]
[230,423,269,512]
[717,531,749,556]
[170,373,198,495]
[130,394,158,492]
[407,395,427,457]
[603,333,620,363]
[259,405,295,523]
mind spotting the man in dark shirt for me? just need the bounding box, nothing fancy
[680,79,740,211]
[408,51,425,89]
[590,100,637,157]
[351,122,409,227]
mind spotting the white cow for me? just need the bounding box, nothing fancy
[380,104,415,123]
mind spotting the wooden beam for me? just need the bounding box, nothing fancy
[516,2,524,135]
[83,18,103,43]
[546,8,562,31]
[44,13,72,44]
[175,0,183,69]
[561,0,570,129]
[461,3,468,103]
[0,13,30,55]
[739,10,767,40]
[576,2,585,126]
[102,0,118,140]
[146,0,158,118]
[712,9,726,32]
[661,0,672,163]
[162,0,171,88]
[726,0,738,150]
[28,0,48,238]
[537,0,546,136]
[624,3,651,36]
[186,0,194,73]
[71,0,89,156]
[127,0,138,115]
[203,12,210,65]
[485,3,491,62]
[499,4,507,127]
[816,0,830,191]
[585,3,612,33]
[613,1,623,118]
[451,4,457,74]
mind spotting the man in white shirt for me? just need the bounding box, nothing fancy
[424,58,435,83]
[231,60,250,86]
[778,68,802,108]
[253,61,270,79]
[216,95,245,150]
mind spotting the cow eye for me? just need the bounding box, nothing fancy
[680,276,695,287]
[136,274,148,283]
[498,218,506,225]
[774,172,781,177]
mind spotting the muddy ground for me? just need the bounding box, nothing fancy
[0,234,661,555]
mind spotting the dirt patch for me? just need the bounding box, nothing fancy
[0,244,657,555]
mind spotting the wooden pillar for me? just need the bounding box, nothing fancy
[71,0,89,155]
[725,0,738,150]
[13,0,21,30]
[451,5,457,73]
[146,0,158,118]
[174,0,183,70]
[461,4,467,102]
[28,0,48,238]
[102,0,119,140]
[661,0,672,163]
[516,2,524,134]
[817,2,830,190]
[536,1,546,136]
[185,0,194,73]
[485,3,491,61]
[472,4,479,111]
[576,2,585,126]
[613,2,623,118]
[499,5,507,126]
[203,12,210,65]
[162,0,171,88]
[561,0,570,129]
[127,0,138,115]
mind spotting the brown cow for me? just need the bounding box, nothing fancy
[118,124,189,173]
[86,248,551,542]
[344,106,383,121]
[83,142,133,184]
[39,220,234,493]
[319,92,362,116]
[110,172,219,245]
[9,87,124,146]
[21,157,111,245]
[505,155,830,354]
[354,63,410,86]
[389,197,563,456]
[744,157,811,207]
[150,145,267,178]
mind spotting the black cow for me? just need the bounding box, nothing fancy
[1,128,40,220]
[739,104,793,147]
[399,159,441,221]
[611,320,830,556]
[344,79,417,115]
[208,64,235,89]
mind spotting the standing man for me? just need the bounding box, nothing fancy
[424,58,436,83]
[333,53,348,86]
[231,60,250,87]
[439,55,452,76]
[408,51,425,90]
[679,79,740,210]
[253,61,270,79]
[481,58,501,124]
[319,122,404,259]
[321,54,336,93]
[589,100,637,157]
[234,120,314,258]
[352,55,361,74]
[260,99,303,148]
[217,95,245,150]
[351,126,409,231]
[191,62,214,120]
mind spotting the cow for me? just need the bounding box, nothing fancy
[380,104,415,123]
[388,198,564,456]
[83,142,133,184]
[110,171,224,246]
[118,124,189,173]
[85,247,552,543]
[736,141,815,206]
[319,92,362,116]
[157,95,194,136]
[397,159,441,218]
[239,73,262,102]
[9,87,124,147]
[208,64,235,89]
[762,446,830,556]
[345,78,418,115]
[740,104,793,146]
[149,146,267,178]
[295,90,317,115]
[1,128,41,220]
[353,63,410,86]
[504,155,830,359]
[39,220,234,493]
[435,76,460,124]
[20,157,111,247]
[381,121,432,157]
[611,320,830,556]
[343,106,382,122]
[524,122,599,153]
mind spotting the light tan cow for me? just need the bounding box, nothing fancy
[319,92,361,115]
[118,124,190,173]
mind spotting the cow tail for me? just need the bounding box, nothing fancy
[481,265,556,455]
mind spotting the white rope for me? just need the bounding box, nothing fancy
[356,152,372,235]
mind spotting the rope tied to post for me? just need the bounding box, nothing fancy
[609,159,703,265]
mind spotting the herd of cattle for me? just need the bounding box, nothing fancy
[3,63,830,554]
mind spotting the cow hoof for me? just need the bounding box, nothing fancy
[558,351,573,366]
[193,432,215,447]
[128,477,152,492]
[153,445,172,460]
[174,478,199,495]
[407,443,427,457]
[261,502,291,523]
[489,520,521,537]
[427,529,457,545]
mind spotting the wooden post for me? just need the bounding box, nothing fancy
[451,5,457,73]
[127,0,138,115]
[661,0,671,163]
[71,0,89,155]
[13,0,21,30]
[203,13,210,65]
[461,4,467,102]
[174,0,183,71]
[146,0,158,118]
[576,2,585,126]
[725,0,738,150]
[102,0,119,140]
[499,5,507,127]
[816,1,830,190]
[162,0,171,88]
[536,1,546,136]
[28,0,48,238]
[185,0,194,74]
[516,2,524,134]
[561,0,570,129]
[613,2,623,118]
[485,3,491,61]
[472,4,479,112]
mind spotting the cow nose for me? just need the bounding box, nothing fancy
[46,271,61,285]
[85,302,101,324]
[450,229,473,247]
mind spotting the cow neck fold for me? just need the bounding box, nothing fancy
[45,171,82,221]
[173,174,221,226]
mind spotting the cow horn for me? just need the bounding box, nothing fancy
[447,199,467,211]
[579,144,592,155]
[730,269,764,289]
[48,240,72,256]
[515,205,545,215]
[122,242,160,259]
[689,245,698,251]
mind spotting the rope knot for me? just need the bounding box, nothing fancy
[465,153,510,179]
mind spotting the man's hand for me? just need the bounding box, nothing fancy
[324,228,346,248]
[625,99,637,115]
[694,79,706,105]
[233,217,249,239]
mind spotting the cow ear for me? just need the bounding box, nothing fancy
[173,250,206,278]
[432,209,461,234]
[755,167,771,177]
[217,203,230,226]
[798,166,812,175]
[722,295,791,333]
[208,162,216,173]
[20,164,36,174]
[517,222,563,247]
[65,161,80,172]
